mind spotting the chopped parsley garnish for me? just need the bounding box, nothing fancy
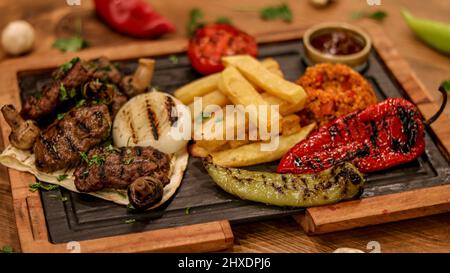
[124,158,134,165]
[441,79,450,92]
[185,207,191,215]
[126,203,135,210]
[105,144,120,154]
[75,99,86,108]
[1,245,13,253]
[58,57,80,75]
[29,182,59,192]
[80,151,89,164]
[52,37,89,52]
[89,155,105,166]
[187,8,205,37]
[125,218,136,224]
[215,17,233,25]
[69,87,77,98]
[59,83,68,101]
[57,174,68,182]
[79,152,105,167]
[186,9,234,37]
[56,113,65,120]
[80,170,89,179]
[351,10,388,21]
[260,3,293,23]
[168,55,179,64]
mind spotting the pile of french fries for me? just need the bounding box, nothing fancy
[174,55,315,167]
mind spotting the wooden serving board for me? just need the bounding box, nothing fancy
[0,21,449,252]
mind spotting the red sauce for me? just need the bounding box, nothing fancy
[311,31,364,56]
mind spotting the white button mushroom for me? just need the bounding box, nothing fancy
[1,20,35,56]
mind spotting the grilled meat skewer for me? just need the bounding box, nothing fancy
[73,146,172,193]
[34,104,112,172]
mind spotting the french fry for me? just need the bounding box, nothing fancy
[195,139,229,153]
[217,66,280,132]
[189,143,210,158]
[280,115,302,136]
[222,55,307,104]
[261,92,305,116]
[188,90,230,120]
[174,73,220,104]
[260,58,284,78]
[211,123,316,167]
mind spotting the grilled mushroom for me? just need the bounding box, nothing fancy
[128,176,163,210]
[121,58,155,98]
[1,104,40,150]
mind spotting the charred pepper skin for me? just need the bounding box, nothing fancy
[277,98,425,174]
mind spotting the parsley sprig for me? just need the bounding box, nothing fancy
[351,10,388,21]
[186,8,233,37]
[29,182,59,193]
[260,3,293,23]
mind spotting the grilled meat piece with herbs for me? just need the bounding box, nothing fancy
[21,57,125,121]
[34,104,112,172]
[86,57,122,85]
[82,79,127,117]
[74,146,172,192]
[21,58,90,120]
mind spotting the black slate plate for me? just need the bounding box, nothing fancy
[17,39,450,243]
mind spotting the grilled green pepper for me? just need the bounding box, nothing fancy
[402,10,450,54]
[204,160,364,207]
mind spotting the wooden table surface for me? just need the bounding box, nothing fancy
[0,0,449,253]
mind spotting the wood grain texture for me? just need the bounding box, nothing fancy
[0,0,449,253]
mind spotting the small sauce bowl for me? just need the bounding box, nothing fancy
[303,22,372,68]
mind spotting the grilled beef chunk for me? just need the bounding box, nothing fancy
[34,104,112,172]
[21,59,91,120]
[85,57,122,85]
[74,146,171,192]
[21,57,124,121]
[82,80,127,118]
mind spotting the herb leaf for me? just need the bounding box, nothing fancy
[351,10,387,21]
[75,99,86,108]
[187,8,205,37]
[261,3,293,23]
[1,245,13,253]
[441,79,450,92]
[57,174,68,182]
[59,83,68,101]
[58,57,80,75]
[29,182,59,192]
[124,158,134,165]
[168,55,179,64]
[215,17,233,25]
[52,37,89,52]
[57,113,65,120]
[125,218,136,224]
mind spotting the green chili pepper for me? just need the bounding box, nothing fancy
[402,10,450,54]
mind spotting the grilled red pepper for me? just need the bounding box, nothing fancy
[94,0,175,38]
[277,85,448,174]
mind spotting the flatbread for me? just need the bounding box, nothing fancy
[0,145,189,208]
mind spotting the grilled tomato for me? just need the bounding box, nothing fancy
[188,24,258,75]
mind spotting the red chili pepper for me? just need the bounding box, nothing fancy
[277,85,448,174]
[94,0,175,38]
